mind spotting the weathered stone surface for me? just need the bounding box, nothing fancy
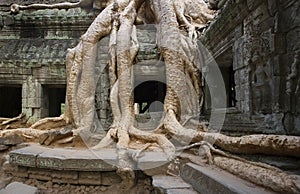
[152,175,197,194]
[28,168,52,181]
[166,189,198,194]
[10,145,117,171]
[3,15,14,26]
[137,151,169,171]
[0,15,3,28]
[9,145,48,167]
[101,172,121,186]
[0,145,9,151]
[9,144,173,173]
[152,175,192,190]
[51,170,78,184]
[0,182,39,194]
[0,134,23,145]
[181,163,275,194]
[78,171,101,185]
[60,150,117,171]
[0,180,6,190]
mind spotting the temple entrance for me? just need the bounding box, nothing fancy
[0,85,22,117]
[221,65,236,108]
[204,48,236,110]
[133,80,166,113]
[42,85,66,117]
[133,60,166,114]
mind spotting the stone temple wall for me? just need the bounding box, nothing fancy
[0,0,159,128]
[0,1,93,123]
[202,0,300,135]
[0,0,299,135]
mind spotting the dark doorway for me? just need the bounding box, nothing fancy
[0,86,22,117]
[204,64,236,111]
[42,85,66,117]
[220,65,236,108]
[134,81,166,113]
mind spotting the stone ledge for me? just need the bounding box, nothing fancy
[152,175,198,194]
[181,163,275,194]
[9,144,169,172]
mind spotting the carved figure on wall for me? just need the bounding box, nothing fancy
[1,0,300,193]
[251,50,272,114]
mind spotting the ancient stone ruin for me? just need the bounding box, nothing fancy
[0,0,299,193]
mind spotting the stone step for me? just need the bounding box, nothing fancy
[152,175,199,194]
[9,144,169,172]
[181,163,275,194]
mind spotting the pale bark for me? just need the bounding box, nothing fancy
[31,115,66,130]
[214,156,299,193]
[0,113,28,130]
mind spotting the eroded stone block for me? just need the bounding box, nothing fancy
[78,171,101,185]
[101,172,121,186]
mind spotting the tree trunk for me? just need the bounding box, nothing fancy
[4,1,300,192]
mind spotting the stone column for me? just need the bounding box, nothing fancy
[22,75,43,124]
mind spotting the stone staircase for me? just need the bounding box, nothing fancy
[206,108,267,136]
[134,109,268,136]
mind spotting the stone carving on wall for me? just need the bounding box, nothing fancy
[250,50,272,114]
[244,24,273,114]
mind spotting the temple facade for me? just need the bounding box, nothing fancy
[0,0,299,135]
[202,0,299,135]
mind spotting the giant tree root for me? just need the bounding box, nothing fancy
[0,126,73,146]
[177,141,300,193]
[31,115,66,130]
[0,128,45,141]
[164,109,300,158]
[0,113,28,130]
[214,156,299,193]
[92,108,300,193]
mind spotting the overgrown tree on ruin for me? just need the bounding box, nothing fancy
[2,0,300,192]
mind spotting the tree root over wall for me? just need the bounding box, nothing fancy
[3,0,300,193]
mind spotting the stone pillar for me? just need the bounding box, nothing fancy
[22,76,42,124]
[233,35,251,114]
